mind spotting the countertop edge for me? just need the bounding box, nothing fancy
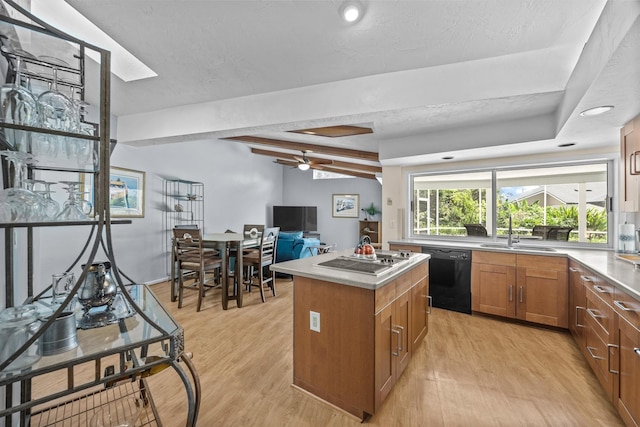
[270,251,430,290]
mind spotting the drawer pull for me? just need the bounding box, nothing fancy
[634,348,640,357]
[593,285,608,294]
[427,295,432,314]
[569,267,579,272]
[586,308,604,320]
[607,343,619,374]
[575,306,585,328]
[586,346,605,360]
[581,275,594,283]
[613,300,633,312]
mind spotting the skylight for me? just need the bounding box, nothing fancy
[30,0,157,82]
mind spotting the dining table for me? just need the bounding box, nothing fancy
[202,232,259,310]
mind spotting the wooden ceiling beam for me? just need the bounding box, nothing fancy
[251,148,382,173]
[275,159,377,180]
[226,135,379,162]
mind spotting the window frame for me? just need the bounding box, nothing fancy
[408,160,614,249]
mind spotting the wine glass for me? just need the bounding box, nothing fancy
[0,53,39,151]
[56,181,89,221]
[34,181,61,220]
[37,65,76,133]
[0,151,42,222]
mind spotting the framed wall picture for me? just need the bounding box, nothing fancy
[81,166,145,218]
[332,194,359,218]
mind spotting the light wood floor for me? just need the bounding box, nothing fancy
[146,278,624,426]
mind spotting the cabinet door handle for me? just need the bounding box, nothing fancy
[519,286,524,303]
[509,285,513,302]
[593,285,607,294]
[607,343,619,374]
[631,152,640,175]
[586,346,605,360]
[427,295,432,314]
[576,306,585,328]
[391,329,401,356]
[614,300,633,312]
[634,348,640,357]
[580,275,594,283]
[395,325,405,352]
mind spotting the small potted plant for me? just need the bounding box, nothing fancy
[362,202,381,220]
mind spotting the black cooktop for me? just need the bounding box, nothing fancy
[317,258,391,275]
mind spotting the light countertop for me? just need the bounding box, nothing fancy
[270,249,430,290]
[389,239,640,300]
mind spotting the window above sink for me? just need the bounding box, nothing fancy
[410,161,612,249]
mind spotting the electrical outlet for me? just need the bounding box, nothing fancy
[390,220,396,229]
[310,311,320,332]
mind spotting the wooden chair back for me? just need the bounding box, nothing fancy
[464,224,488,237]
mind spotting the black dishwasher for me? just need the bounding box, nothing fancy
[421,246,472,314]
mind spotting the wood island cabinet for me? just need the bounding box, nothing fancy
[620,114,640,212]
[291,259,429,420]
[471,251,568,328]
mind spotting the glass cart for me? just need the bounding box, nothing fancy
[0,1,200,425]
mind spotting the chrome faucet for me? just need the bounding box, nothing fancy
[507,215,519,247]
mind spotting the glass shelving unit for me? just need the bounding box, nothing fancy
[0,2,199,425]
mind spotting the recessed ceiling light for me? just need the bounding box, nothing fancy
[579,106,614,117]
[558,142,576,148]
[340,1,364,23]
[442,156,454,160]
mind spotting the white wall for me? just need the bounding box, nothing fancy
[281,168,382,251]
[6,138,284,305]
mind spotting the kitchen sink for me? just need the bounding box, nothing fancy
[479,243,557,252]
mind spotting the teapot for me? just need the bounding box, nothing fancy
[355,235,376,258]
[0,304,42,373]
[78,261,117,310]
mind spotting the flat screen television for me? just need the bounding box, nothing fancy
[273,206,317,232]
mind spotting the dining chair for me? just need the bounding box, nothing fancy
[464,224,488,237]
[173,227,223,311]
[243,226,279,303]
[547,226,573,241]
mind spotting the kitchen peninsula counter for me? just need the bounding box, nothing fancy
[270,249,430,421]
[270,249,429,289]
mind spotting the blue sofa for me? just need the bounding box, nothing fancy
[276,231,321,263]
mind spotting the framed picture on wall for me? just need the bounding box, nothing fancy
[332,194,359,218]
[81,166,146,218]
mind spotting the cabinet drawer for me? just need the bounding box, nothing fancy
[614,287,640,330]
[389,244,419,252]
[472,251,516,266]
[584,313,615,400]
[411,262,428,285]
[582,274,614,306]
[586,286,615,341]
[396,271,412,297]
[516,254,567,271]
[375,280,396,314]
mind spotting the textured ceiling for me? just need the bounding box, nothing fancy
[60,0,640,168]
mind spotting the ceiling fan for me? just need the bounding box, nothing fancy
[293,150,332,171]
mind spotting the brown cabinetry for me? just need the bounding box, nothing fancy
[471,251,568,328]
[410,262,430,349]
[360,220,381,248]
[616,314,640,426]
[292,259,428,420]
[375,288,410,408]
[568,261,587,350]
[620,114,640,212]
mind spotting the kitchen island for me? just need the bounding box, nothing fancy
[271,250,430,421]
